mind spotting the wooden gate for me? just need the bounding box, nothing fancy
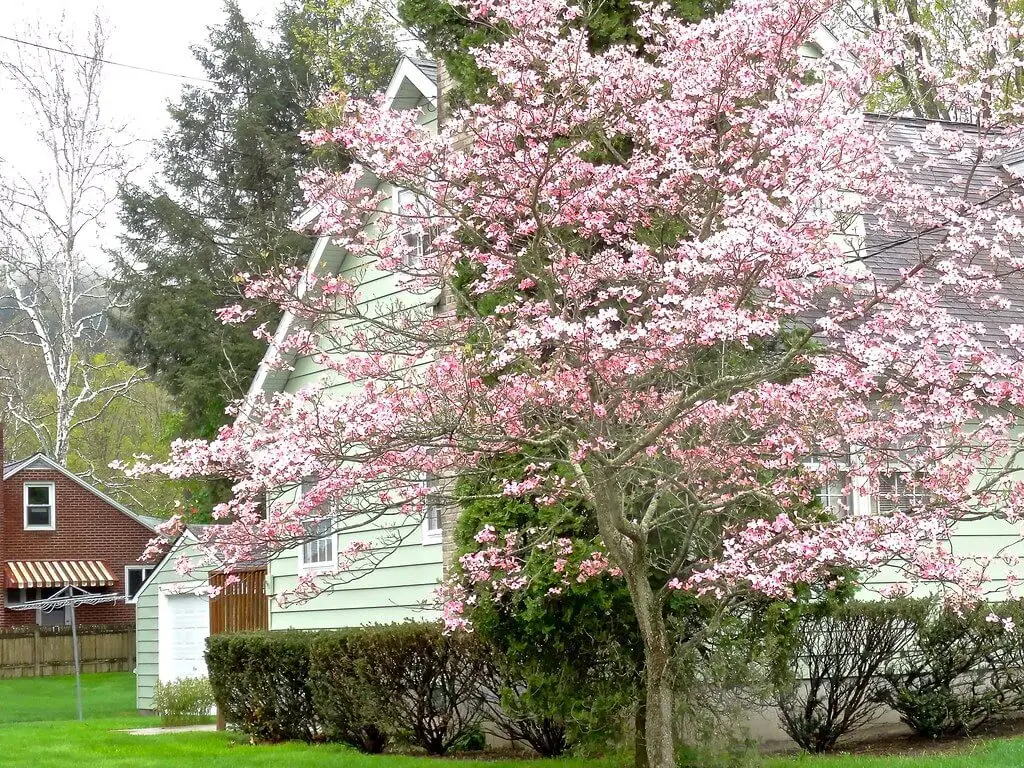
[209,569,268,634]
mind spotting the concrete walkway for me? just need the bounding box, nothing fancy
[123,724,218,736]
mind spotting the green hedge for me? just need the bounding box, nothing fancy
[313,623,492,755]
[777,598,1024,751]
[208,623,493,754]
[205,631,318,743]
[878,601,1024,738]
[308,631,388,753]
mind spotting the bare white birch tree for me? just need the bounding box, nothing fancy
[0,16,146,464]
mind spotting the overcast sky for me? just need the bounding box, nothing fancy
[0,0,292,261]
[1,0,286,161]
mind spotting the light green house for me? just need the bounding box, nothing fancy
[248,56,444,632]
[131,57,445,712]
[129,529,216,712]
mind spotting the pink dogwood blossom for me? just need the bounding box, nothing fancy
[130,1,1024,765]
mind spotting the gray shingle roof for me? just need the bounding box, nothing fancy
[409,57,437,84]
[864,116,1024,342]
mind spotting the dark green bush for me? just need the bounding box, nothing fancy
[339,622,491,755]
[777,599,925,752]
[878,601,1024,738]
[205,631,318,742]
[309,631,388,753]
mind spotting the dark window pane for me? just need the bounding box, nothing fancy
[27,486,50,506]
[26,506,51,527]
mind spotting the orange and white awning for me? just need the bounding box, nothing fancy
[4,560,115,589]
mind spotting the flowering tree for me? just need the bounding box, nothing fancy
[137,0,1024,765]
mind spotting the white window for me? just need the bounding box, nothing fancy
[395,188,433,268]
[423,497,443,546]
[420,477,443,546]
[817,473,852,515]
[24,483,55,530]
[873,471,930,514]
[299,478,334,570]
[125,566,155,599]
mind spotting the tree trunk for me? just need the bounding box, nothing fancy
[634,691,648,768]
[628,575,676,768]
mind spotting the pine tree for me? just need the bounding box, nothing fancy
[113,0,399,438]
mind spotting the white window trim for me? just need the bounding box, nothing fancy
[23,482,55,531]
[805,459,873,517]
[422,514,443,546]
[124,565,155,599]
[392,187,434,269]
[297,479,336,572]
[298,530,336,572]
[421,486,443,546]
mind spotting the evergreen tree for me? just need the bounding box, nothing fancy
[113,1,399,439]
[398,0,723,104]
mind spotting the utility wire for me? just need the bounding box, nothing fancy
[0,32,216,84]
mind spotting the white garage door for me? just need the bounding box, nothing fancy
[158,593,210,683]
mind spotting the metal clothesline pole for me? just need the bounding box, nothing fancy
[69,600,82,721]
[5,585,124,722]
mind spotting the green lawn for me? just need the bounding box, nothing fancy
[0,672,137,723]
[0,719,621,768]
[1,673,1024,766]
[767,739,1024,767]
[0,720,1021,768]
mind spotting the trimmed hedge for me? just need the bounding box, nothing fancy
[210,623,494,755]
[308,631,388,753]
[777,598,1024,751]
[777,599,924,752]
[205,631,318,743]
[325,623,492,755]
[878,601,1024,738]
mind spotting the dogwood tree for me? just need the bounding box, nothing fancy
[138,0,1024,765]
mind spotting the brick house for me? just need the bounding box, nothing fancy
[0,428,159,628]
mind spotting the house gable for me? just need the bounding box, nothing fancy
[3,453,157,534]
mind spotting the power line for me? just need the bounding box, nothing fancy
[0,33,216,84]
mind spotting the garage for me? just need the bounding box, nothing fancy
[157,591,210,683]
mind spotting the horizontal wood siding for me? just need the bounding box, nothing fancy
[134,540,212,712]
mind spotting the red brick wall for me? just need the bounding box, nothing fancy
[0,466,154,628]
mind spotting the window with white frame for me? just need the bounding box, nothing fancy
[24,483,55,530]
[817,473,853,515]
[423,495,443,545]
[395,188,434,268]
[125,566,156,599]
[873,471,930,514]
[299,477,334,569]
[419,475,443,546]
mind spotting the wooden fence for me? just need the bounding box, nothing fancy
[209,569,268,635]
[0,624,134,679]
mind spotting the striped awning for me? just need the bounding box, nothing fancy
[4,560,115,589]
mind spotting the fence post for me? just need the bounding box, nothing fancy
[33,629,40,677]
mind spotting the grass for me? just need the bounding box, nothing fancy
[0,671,137,723]
[0,721,1022,768]
[0,719,621,768]
[767,738,1024,767]
[1,673,1024,766]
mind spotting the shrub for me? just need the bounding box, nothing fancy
[152,676,216,726]
[776,599,924,752]
[878,601,1024,738]
[205,631,318,742]
[309,631,388,753]
[340,622,491,755]
[481,656,575,757]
